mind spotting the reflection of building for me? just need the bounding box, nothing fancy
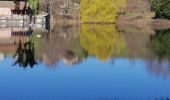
[0,0,47,28]
[0,27,30,53]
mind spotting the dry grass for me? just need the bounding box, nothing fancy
[117,11,170,30]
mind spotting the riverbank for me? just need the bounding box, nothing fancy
[50,11,170,32]
[116,12,170,30]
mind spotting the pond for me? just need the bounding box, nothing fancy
[0,24,170,100]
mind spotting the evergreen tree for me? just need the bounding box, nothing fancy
[151,0,170,19]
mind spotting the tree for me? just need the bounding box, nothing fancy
[28,0,39,14]
[80,0,126,22]
[151,0,170,19]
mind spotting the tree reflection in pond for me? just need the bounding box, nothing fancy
[150,29,170,60]
[12,37,37,68]
[80,24,126,61]
[147,29,170,78]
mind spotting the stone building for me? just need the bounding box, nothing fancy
[0,0,27,16]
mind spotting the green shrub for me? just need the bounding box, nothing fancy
[28,0,39,14]
[151,0,170,19]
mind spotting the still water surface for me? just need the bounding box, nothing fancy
[0,24,170,99]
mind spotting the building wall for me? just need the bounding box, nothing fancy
[0,1,26,10]
[0,8,11,16]
[0,1,26,16]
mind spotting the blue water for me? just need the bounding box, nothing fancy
[0,57,170,100]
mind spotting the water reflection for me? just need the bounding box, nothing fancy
[149,29,170,60]
[0,27,31,60]
[12,40,37,68]
[0,26,41,68]
[80,24,126,61]
[1,22,170,98]
[36,24,87,66]
[37,24,126,66]
[1,22,170,78]
[146,29,170,78]
[11,27,38,68]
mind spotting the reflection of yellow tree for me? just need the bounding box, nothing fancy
[80,0,126,22]
[80,24,125,61]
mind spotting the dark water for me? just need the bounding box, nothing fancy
[0,25,170,100]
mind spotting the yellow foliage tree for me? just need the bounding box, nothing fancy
[80,0,126,22]
[80,24,126,61]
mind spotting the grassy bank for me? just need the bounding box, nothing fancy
[116,11,170,30]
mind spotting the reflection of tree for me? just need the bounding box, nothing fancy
[12,40,37,68]
[80,24,125,61]
[35,25,87,66]
[12,27,38,68]
[150,29,170,60]
[146,29,170,78]
[69,47,88,61]
[145,59,170,78]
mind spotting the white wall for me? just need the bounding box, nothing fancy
[0,8,11,16]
